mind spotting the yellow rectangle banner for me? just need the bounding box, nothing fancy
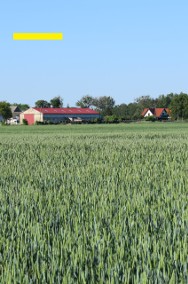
[13,33,63,41]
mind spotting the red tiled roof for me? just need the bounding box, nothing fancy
[154,108,165,117]
[33,107,99,115]
[141,108,170,118]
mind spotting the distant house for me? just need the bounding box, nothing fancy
[141,108,170,120]
[20,107,101,125]
[10,106,22,121]
[0,106,22,124]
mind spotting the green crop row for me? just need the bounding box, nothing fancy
[0,124,187,283]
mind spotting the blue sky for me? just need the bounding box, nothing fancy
[0,0,188,107]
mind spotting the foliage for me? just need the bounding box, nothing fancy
[135,95,156,108]
[35,100,51,108]
[76,95,94,108]
[111,93,187,120]
[76,95,115,115]
[104,115,119,123]
[170,93,188,120]
[0,123,187,282]
[145,115,156,122]
[50,96,63,108]
[93,96,115,115]
[93,117,103,124]
[22,118,28,125]
[113,101,152,120]
[112,103,142,120]
[112,104,128,117]
[0,101,12,120]
[156,93,175,108]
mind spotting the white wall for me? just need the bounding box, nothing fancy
[144,110,154,117]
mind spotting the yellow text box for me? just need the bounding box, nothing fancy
[13,33,63,41]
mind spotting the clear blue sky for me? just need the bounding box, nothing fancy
[0,0,188,107]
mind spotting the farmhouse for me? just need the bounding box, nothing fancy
[142,108,170,120]
[10,105,22,120]
[6,105,23,124]
[20,107,101,125]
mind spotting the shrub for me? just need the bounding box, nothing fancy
[22,118,28,125]
[104,115,119,123]
[145,115,156,122]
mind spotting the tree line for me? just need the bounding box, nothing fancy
[76,93,188,120]
[0,92,188,121]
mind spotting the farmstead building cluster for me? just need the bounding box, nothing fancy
[20,108,101,125]
[141,108,170,120]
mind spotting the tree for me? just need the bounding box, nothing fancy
[76,95,94,108]
[135,95,156,108]
[112,103,142,120]
[0,102,12,120]
[112,104,128,118]
[156,93,175,108]
[93,96,115,115]
[127,103,142,120]
[170,93,188,120]
[50,96,63,108]
[35,100,50,108]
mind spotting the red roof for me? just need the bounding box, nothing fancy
[141,108,170,118]
[33,108,99,115]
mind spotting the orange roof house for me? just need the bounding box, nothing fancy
[141,108,170,119]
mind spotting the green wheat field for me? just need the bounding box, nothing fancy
[0,123,187,283]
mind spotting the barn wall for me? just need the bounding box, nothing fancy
[33,114,43,124]
[20,109,43,124]
[19,113,24,123]
[43,114,100,122]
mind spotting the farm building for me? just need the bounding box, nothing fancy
[20,107,101,125]
[142,108,170,120]
[10,105,22,119]
[8,105,23,124]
